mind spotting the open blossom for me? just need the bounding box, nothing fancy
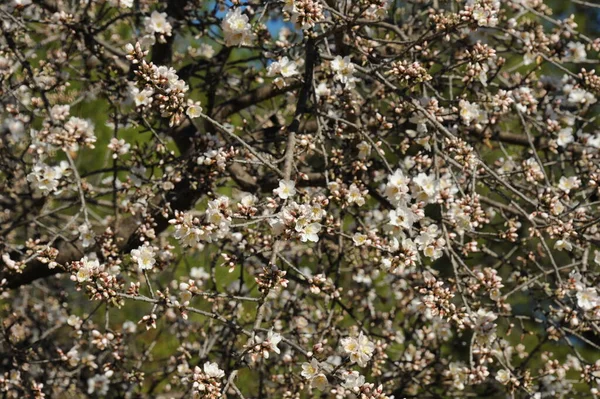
[357,141,371,159]
[87,374,110,396]
[78,224,95,248]
[495,369,511,385]
[470,308,498,344]
[131,87,154,107]
[469,0,500,27]
[331,56,357,88]
[556,127,573,147]
[353,233,371,247]
[107,138,131,158]
[27,162,65,195]
[186,100,203,118]
[130,244,156,271]
[388,205,415,230]
[566,42,587,62]
[301,359,320,379]
[145,10,172,36]
[221,8,254,47]
[300,359,329,390]
[577,287,599,311]
[315,81,330,98]
[267,330,283,354]
[459,99,486,126]
[76,256,101,283]
[202,362,225,379]
[311,373,328,391]
[347,183,366,206]
[267,57,299,78]
[554,239,572,252]
[275,179,296,199]
[385,169,411,205]
[558,176,579,193]
[341,370,366,389]
[413,172,438,202]
[298,222,322,242]
[6,118,25,140]
[567,87,597,105]
[252,330,283,359]
[341,331,375,367]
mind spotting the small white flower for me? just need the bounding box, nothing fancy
[413,172,438,202]
[331,56,357,88]
[87,374,110,396]
[341,370,365,389]
[108,138,131,158]
[470,308,498,344]
[76,256,101,283]
[122,320,137,333]
[78,224,95,248]
[311,373,328,391]
[566,42,587,63]
[263,329,282,358]
[568,88,597,105]
[459,99,487,126]
[299,222,322,243]
[470,0,500,27]
[186,101,203,118]
[145,10,172,36]
[341,331,375,367]
[203,361,225,379]
[556,127,573,147]
[347,184,366,206]
[222,8,254,47]
[558,176,579,193]
[353,233,370,247]
[315,82,330,98]
[190,267,210,280]
[554,239,572,252]
[198,43,215,59]
[275,179,296,200]
[130,244,156,271]
[357,141,371,159]
[301,359,320,379]
[388,205,414,230]
[131,87,154,107]
[577,287,599,311]
[27,163,64,196]
[495,369,511,385]
[240,194,257,207]
[267,56,299,78]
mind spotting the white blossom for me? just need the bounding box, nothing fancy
[495,369,511,384]
[145,11,172,36]
[341,331,375,367]
[203,361,225,379]
[577,287,599,311]
[131,87,154,107]
[275,179,296,200]
[78,224,95,248]
[556,127,574,147]
[222,8,254,47]
[298,222,322,243]
[331,56,358,88]
[130,244,156,271]
[566,42,587,62]
[186,101,203,118]
[267,57,299,78]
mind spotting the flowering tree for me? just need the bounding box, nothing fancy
[2,0,600,397]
